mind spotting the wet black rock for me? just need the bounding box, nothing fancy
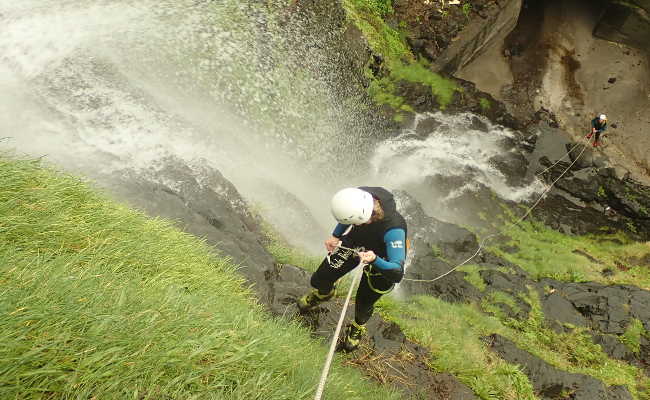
[536,151,650,239]
[396,191,483,302]
[488,151,530,187]
[106,158,276,301]
[470,115,489,132]
[415,116,443,136]
[541,292,588,332]
[485,334,633,400]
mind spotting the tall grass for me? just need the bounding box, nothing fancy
[0,157,398,399]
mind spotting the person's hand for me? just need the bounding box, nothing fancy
[592,128,597,133]
[358,250,377,264]
[325,236,340,253]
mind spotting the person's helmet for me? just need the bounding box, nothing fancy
[599,114,607,121]
[330,188,374,225]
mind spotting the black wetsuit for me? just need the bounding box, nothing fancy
[310,187,407,325]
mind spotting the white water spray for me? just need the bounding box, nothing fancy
[1,0,541,252]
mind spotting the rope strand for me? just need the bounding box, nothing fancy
[403,139,589,283]
[313,263,364,400]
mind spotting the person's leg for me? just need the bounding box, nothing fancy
[342,271,393,351]
[310,242,360,295]
[354,272,392,325]
[298,238,361,311]
[593,131,601,147]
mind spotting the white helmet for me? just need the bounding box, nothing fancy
[600,114,607,120]
[330,188,374,225]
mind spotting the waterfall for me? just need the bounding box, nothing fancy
[0,0,541,251]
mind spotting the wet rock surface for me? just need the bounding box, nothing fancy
[534,144,650,240]
[265,262,478,399]
[104,159,276,301]
[485,334,634,400]
[106,159,477,399]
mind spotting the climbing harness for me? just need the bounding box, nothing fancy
[402,137,590,283]
[313,262,364,400]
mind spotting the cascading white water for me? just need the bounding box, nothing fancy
[1,0,541,252]
[371,112,543,201]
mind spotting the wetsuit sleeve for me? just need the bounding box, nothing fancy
[371,228,406,283]
[332,223,350,238]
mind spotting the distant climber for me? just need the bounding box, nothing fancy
[297,187,407,352]
[586,114,607,147]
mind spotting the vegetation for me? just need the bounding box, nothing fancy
[458,264,487,291]
[479,97,491,111]
[378,295,537,400]
[620,319,650,355]
[492,289,650,399]
[343,0,459,119]
[378,287,649,400]
[490,219,650,289]
[0,157,399,400]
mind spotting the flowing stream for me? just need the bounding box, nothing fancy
[1,0,541,252]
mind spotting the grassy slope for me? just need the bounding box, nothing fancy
[0,157,398,400]
[378,289,649,400]
[492,220,650,289]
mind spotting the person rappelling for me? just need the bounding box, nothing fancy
[297,187,407,351]
[585,114,608,147]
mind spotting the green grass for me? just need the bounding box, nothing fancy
[0,157,399,400]
[391,61,459,108]
[378,287,650,400]
[377,296,537,400]
[479,98,491,111]
[492,289,650,399]
[490,220,650,289]
[620,319,649,355]
[342,0,459,115]
[458,264,487,291]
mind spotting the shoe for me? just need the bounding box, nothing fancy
[593,141,599,147]
[342,321,366,351]
[297,288,335,312]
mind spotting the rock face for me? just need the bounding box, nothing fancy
[104,158,276,302]
[535,143,650,240]
[393,0,522,74]
[485,334,633,400]
[432,0,523,75]
[594,0,650,50]
[104,159,477,399]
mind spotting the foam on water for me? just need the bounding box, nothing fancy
[370,112,543,203]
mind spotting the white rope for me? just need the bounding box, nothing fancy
[403,139,589,283]
[313,138,589,394]
[313,262,364,400]
[535,140,583,177]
